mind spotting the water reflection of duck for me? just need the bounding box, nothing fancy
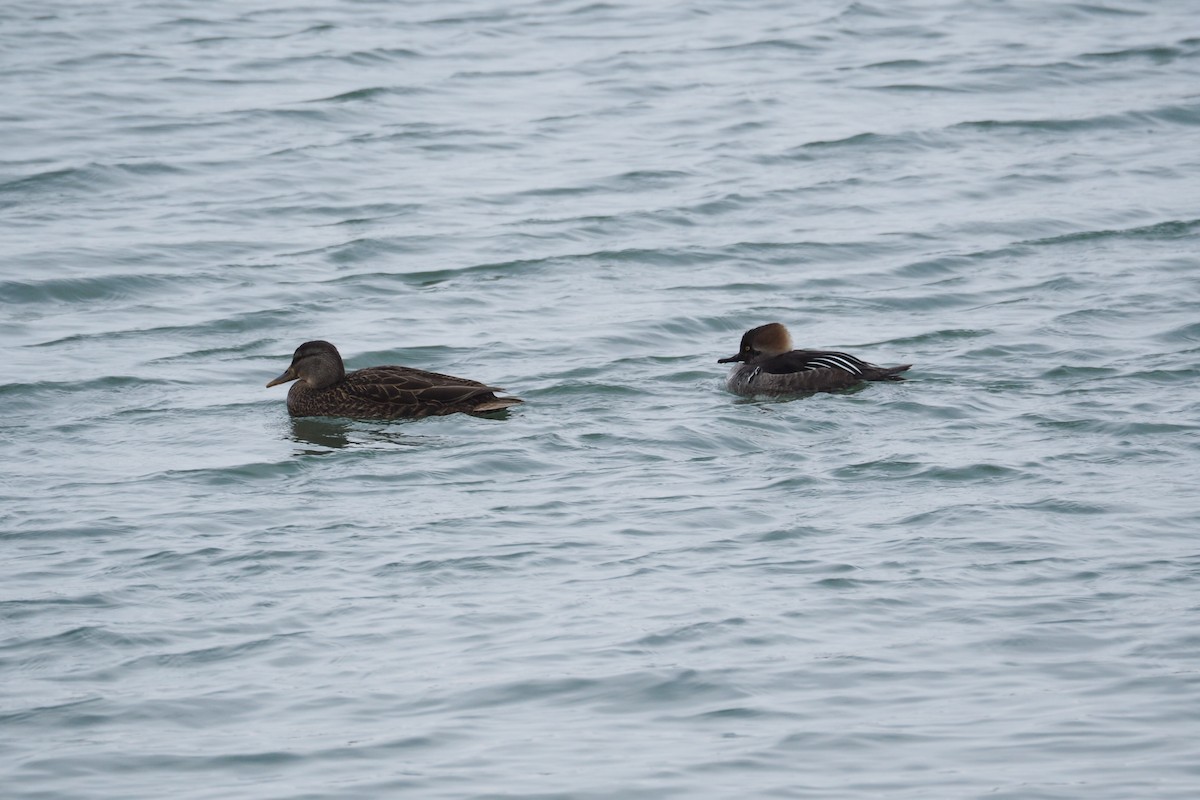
[267,340,523,419]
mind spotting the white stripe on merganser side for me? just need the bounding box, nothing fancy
[808,353,864,374]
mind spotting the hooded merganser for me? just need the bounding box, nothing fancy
[719,323,910,396]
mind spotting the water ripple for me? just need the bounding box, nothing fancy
[4,1,1200,798]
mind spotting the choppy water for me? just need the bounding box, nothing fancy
[4,1,1200,797]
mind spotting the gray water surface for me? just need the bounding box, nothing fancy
[3,1,1200,798]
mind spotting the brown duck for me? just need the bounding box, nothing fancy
[719,323,911,395]
[266,340,523,419]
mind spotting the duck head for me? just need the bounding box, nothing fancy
[718,323,794,363]
[267,340,346,390]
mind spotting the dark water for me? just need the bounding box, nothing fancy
[3,1,1200,797]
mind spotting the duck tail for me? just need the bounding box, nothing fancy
[468,396,524,416]
[866,364,912,382]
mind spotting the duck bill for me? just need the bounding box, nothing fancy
[717,354,744,364]
[266,367,298,388]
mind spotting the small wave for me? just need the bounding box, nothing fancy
[0,274,176,306]
[1021,218,1200,246]
[307,85,429,104]
[1082,44,1190,64]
